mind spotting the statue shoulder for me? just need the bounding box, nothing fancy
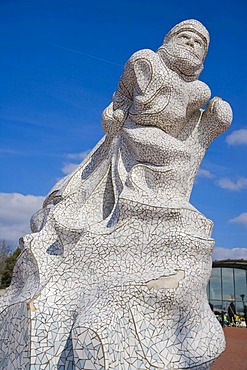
[128,49,158,65]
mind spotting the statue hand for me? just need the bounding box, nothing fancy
[101,103,126,136]
[206,96,222,114]
[204,96,233,127]
[199,96,233,144]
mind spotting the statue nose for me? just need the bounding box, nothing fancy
[186,38,194,47]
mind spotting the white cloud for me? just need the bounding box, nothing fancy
[65,150,91,161]
[0,193,45,245]
[213,247,247,260]
[62,150,91,175]
[226,129,247,145]
[197,169,214,179]
[217,178,247,191]
[62,163,79,175]
[229,212,247,227]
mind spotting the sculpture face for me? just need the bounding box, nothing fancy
[163,19,210,59]
[174,30,205,61]
[158,20,210,80]
[159,30,206,80]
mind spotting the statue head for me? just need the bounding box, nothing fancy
[158,19,210,81]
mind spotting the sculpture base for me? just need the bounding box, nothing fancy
[0,202,225,369]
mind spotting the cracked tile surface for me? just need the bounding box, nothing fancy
[0,19,232,369]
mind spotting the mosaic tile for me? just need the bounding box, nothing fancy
[0,19,232,369]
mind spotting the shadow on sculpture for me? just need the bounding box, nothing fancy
[0,19,232,369]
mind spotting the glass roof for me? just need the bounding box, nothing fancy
[213,259,247,270]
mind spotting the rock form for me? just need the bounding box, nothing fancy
[0,19,232,369]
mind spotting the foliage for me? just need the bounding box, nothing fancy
[0,239,12,275]
[0,243,21,289]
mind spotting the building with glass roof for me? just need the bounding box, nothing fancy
[207,259,247,314]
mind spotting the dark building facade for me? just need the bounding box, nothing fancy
[207,259,247,314]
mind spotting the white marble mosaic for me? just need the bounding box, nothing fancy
[0,19,232,369]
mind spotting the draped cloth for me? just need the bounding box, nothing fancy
[47,118,212,236]
[0,112,226,370]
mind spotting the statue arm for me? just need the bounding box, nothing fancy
[101,56,135,136]
[101,49,155,135]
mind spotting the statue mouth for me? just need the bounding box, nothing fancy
[178,44,202,60]
[159,44,202,64]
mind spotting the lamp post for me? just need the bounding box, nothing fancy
[240,294,245,310]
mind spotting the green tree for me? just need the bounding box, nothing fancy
[0,240,12,277]
[0,247,21,288]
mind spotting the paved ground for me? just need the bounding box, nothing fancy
[211,327,247,370]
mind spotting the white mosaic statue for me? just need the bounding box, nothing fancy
[0,19,232,369]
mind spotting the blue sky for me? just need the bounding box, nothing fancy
[0,0,246,258]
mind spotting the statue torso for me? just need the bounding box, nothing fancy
[128,49,210,137]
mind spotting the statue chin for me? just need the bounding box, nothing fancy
[174,56,203,78]
[159,45,204,80]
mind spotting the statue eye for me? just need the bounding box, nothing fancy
[177,33,189,40]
